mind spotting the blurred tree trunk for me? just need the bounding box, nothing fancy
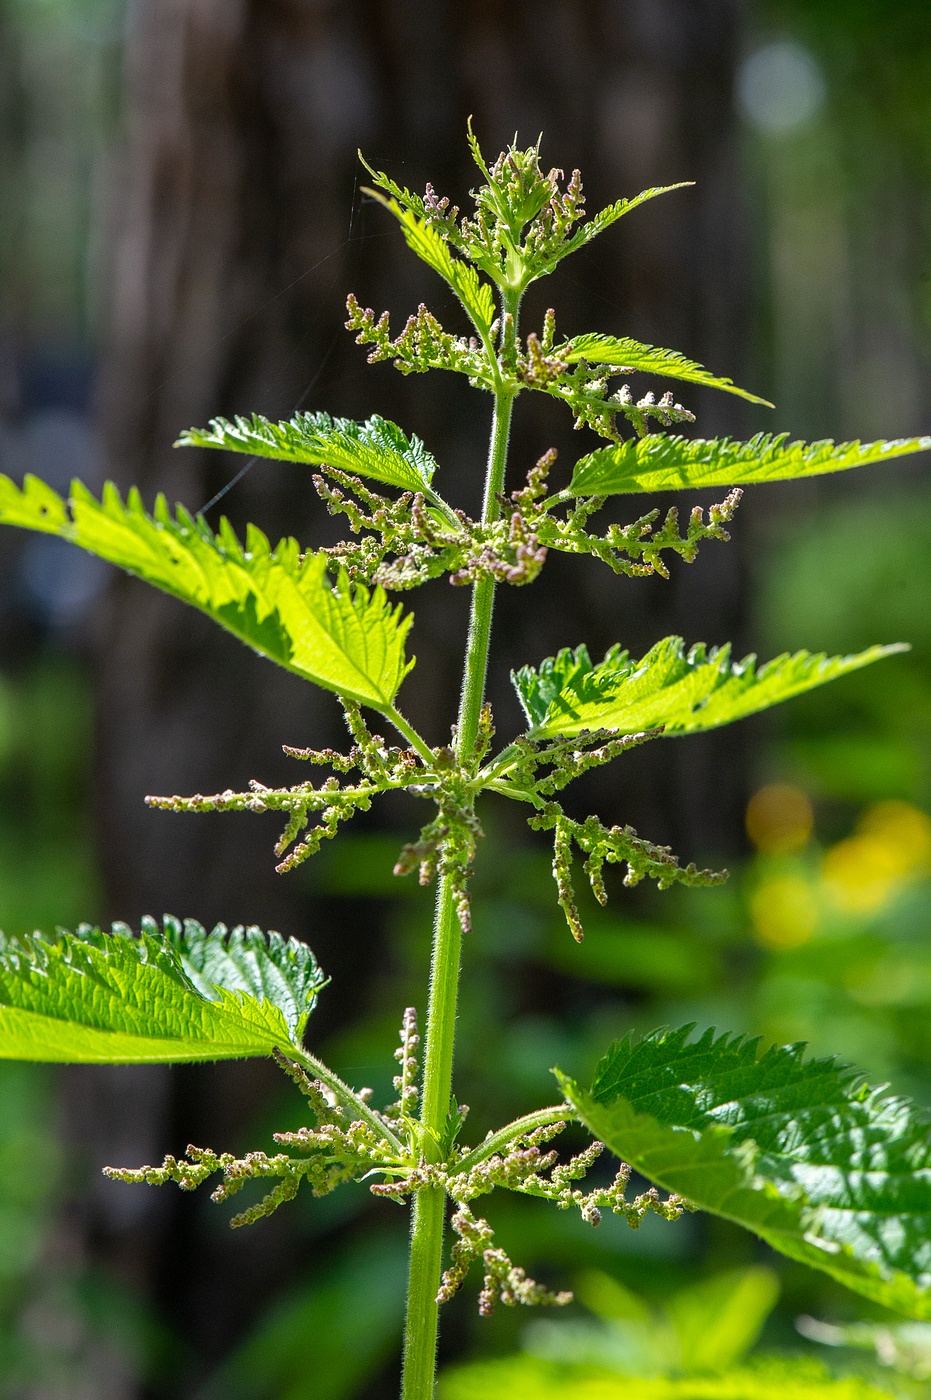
[84,1,751,1394]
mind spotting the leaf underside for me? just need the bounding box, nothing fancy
[512,636,905,741]
[559,334,773,407]
[0,916,325,1063]
[559,1026,931,1319]
[0,475,414,711]
[177,411,439,495]
[570,432,931,496]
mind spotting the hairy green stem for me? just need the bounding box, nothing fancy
[401,304,520,1399]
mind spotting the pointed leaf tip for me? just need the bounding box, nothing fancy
[559,333,773,407]
[571,432,931,496]
[513,636,905,740]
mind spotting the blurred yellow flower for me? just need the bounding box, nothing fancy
[746,783,814,854]
[751,874,819,949]
[822,800,931,913]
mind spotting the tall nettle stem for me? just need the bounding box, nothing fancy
[401,331,518,1398]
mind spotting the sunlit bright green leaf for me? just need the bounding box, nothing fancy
[177,411,439,495]
[0,916,325,1063]
[570,432,931,495]
[512,637,905,740]
[558,336,772,407]
[559,1026,931,1319]
[0,475,414,711]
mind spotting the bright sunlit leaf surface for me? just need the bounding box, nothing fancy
[0,475,414,711]
[559,1026,931,1319]
[512,637,905,741]
[570,432,931,496]
[440,1354,897,1400]
[177,411,439,495]
[0,916,325,1063]
[558,335,773,406]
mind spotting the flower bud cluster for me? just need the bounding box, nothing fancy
[526,806,727,941]
[311,452,740,598]
[438,1205,572,1316]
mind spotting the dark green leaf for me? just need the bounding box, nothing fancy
[559,1026,931,1318]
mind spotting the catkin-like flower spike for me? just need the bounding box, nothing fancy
[436,1207,495,1304]
[479,1247,572,1316]
[281,743,358,772]
[529,803,725,938]
[229,1175,300,1229]
[472,703,496,763]
[540,307,557,354]
[437,1205,571,1315]
[271,1049,347,1126]
[552,817,584,941]
[345,294,492,386]
[510,447,557,509]
[390,1006,421,1119]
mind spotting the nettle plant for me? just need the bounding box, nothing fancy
[0,133,930,1400]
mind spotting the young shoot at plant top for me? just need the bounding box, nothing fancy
[0,129,929,1400]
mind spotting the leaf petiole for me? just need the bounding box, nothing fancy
[384,707,437,767]
[290,1046,407,1158]
[453,1105,574,1175]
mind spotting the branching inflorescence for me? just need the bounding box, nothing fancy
[105,1008,688,1312]
[0,126,928,1400]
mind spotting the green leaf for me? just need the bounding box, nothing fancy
[559,1025,931,1319]
[177,411,440,496]
[570,432,931,496]
[0,475,414,711]
[666,1269,780,1374]
[558,335,772,407]
[531,1266,777,1376]
[439,1354,897,1400]
[0,916,325,1063]
[365,191,496,336]
[512,637,906,741]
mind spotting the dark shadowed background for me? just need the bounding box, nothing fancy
[0,1,929,1396]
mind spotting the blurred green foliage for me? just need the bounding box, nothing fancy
[0,661,172,1391]
[0,660,100,938]
[437,1265,920,1399]
[0,0,122,342]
